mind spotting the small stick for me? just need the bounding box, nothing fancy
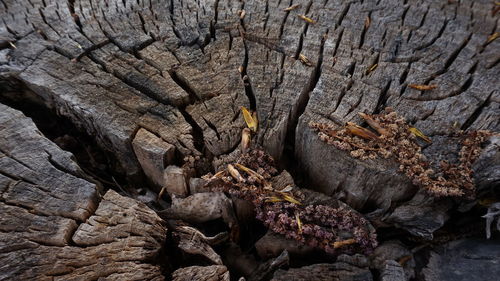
[333,238,357,248]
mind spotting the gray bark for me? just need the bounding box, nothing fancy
[0,104,166,280]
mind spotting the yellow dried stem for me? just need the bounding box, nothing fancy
[235,163,265,182]
[299,54,314,66]
[252,111,258,127]
[264,196,284,203]
[228,164,245,182]
[298,14,316,24]
[295,212,303,234]
[313,123,378,151]
[366,63,378,74]
[333,238,357,248]
[212,170,226,179]
[408,84,438,91]
[358,112,389,136]
[345,122,379,140]
[284,4,300,11]
[409,127,432,143]
[280,193,302,205]
[486,32,499,44]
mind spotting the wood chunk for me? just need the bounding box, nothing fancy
[380,260,407,281]
[384,191,453,239]
[0,103,99,222]
[0,104,167,280]
[255,230,317,260]
[73,190,166,248]
[175,229,224,265]
[133,128,176,190]
[371,241,415,280]
[0,234,165,281]
[163,165,189,197]
[0,190,167,280]
[189,177,210,194]
[0,203,77,247]
[160,192,237,227]
[172,265,230,281]
[422,239,500,281]
[272,255,373,281]
[473,136,500,193]
[221,243,260,277]
[248,250,289,281]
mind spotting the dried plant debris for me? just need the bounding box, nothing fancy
[408,84,438,91]
[297,15,317,24]
[299,54,314,66]
[486,32,499,44]
[241,128,252,153]
[202,149,377,255]
[310,109,496,199]
[241,106,258,132]
[366,63,377,74]
[284,4,300,12]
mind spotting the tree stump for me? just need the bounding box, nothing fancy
[1,0,499,278]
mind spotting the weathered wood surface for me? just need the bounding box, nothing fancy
[272,254,373,281]
[422,239,500,281]
[0,0,498,249]
[0,104,166,280]
[172,265,230,281]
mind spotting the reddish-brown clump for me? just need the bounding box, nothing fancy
[310,109,495,199]
[203,149,378,255]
